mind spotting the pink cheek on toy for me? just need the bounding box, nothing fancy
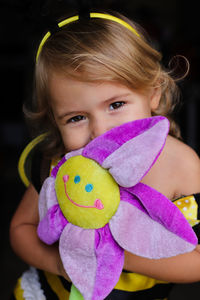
[63,175,69,183]
[94,199,104,210]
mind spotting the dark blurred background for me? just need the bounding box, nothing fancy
[1,0,200,299]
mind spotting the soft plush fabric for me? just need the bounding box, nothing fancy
[109,201,195,258]
[54,155,120,229]
[37,116,197,300]
[59,224,96,300]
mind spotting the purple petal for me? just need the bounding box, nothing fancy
[38,177,58,221]
[51,157,67,178]
[120,186,147,212]
[59,224,96,300]
[51,148,83,178]
[102,117,169,187]
[82,116,168,166]
[129,183,197,245]
[110,201,196,259]
[37,204,68,245]
[92,224,124,300]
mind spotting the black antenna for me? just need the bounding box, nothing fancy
[77,0,91,19]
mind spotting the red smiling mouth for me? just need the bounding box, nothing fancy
[63,175,104,210]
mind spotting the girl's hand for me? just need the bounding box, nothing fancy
[195,245,200,253]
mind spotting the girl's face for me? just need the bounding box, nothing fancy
[49,72,161,152]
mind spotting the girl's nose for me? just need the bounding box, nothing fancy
[90,118,109,140]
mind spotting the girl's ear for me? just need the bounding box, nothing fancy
[150,87,161,111]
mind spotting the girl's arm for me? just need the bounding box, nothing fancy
[10,185,200,284]
[9,184,70,281]
[124,147,200,283]
[125,139,200,282]
[124,248,200,283]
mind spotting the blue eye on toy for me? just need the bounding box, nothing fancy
[85,184,93,192]
[74,175,81,184]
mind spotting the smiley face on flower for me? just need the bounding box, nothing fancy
[55,155,120,229]
[37,116,197,300]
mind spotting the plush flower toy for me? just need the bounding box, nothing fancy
[37,116,197,300]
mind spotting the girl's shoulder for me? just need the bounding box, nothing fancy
[141,135,200,199]
[165,135,200,197]
[165,135,200,171]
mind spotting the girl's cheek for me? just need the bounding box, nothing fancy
[62,132,87,151]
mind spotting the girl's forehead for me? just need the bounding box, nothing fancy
[49,74,132,100]
[48,75,136,114]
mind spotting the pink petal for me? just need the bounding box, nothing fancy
[37,204,68,245]
[38,177,58,221]
[102,117,169,187]
[59,224,96,300]
[129,183,197,245]
[82,116,168,171]
[110,201,196,259]
[92,224,124,299]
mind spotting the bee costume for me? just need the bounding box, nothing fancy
[11,10,200,300]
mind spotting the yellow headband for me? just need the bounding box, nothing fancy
[36,12,140,61]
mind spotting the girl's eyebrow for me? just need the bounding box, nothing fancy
[104,93,131,104]
[58,111,82,120]
[58,93,131,119]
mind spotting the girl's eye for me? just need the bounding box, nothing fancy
[67,115,86,123]
[109,101,125,110]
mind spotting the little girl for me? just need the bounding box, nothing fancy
[10,10,200,300]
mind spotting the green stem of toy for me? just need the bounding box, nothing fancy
[69,284,84,300]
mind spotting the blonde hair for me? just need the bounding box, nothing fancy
[25,11,183,157]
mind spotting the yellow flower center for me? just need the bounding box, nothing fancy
[55,156,120,229]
